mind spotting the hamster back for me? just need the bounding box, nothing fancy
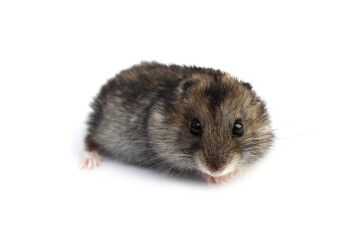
[83,62,274,183]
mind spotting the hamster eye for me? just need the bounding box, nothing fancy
[232,120,244,137]
[190,119,202,137]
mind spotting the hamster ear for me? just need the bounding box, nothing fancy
[240,81,253,90]
[178,80,197,96]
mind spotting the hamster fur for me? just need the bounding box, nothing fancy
[83,62,274,183]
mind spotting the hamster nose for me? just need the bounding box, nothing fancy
[207,159,225,173]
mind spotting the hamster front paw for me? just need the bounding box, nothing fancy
[202,169,241,184]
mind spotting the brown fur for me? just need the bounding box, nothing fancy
[85,62,274,182]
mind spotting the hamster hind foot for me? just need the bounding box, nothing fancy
[81,151,102,169]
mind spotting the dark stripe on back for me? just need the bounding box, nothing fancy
[204,73,231,113]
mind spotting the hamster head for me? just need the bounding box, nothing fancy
[148,72,274,177]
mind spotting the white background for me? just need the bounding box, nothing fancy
[1,0,359,239]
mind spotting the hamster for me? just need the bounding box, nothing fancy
[82,62,274,183]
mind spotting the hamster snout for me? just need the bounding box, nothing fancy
[83,62,274,183]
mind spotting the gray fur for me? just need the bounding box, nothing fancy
[85,62,274,178]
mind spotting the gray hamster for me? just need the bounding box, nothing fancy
[82,62,274,183]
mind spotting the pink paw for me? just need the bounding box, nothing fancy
[202,174,231,184]
[81,151,102,169]
[202,168,241,184]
